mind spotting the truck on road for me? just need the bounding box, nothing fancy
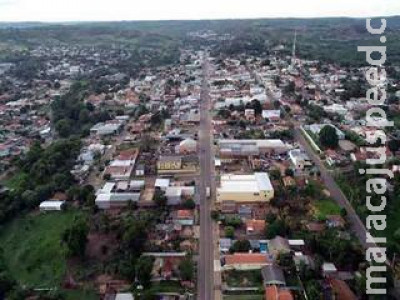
[206,187,211,198]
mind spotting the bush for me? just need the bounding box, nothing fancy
[224,226,235,239]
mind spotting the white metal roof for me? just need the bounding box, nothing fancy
[39,200,65,208]
[115,293,134,300]
[155,178,170,188]
[219,173,273,193]
[288,239,305,246]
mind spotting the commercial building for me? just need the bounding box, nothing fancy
[216,172,274,203]
[218,139,288,157]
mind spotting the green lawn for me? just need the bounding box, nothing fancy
[62,289,99,300]
[313,199,341,220]
[147,280,186,294]
[0,210,86,289]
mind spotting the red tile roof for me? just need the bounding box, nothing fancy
[246,219,266,233]
[225,253,270,265]
[177,210,194,219]
[330,279,357,300]
[265,285,294,300]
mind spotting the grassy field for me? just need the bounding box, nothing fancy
[0,210,86,289]
[313,199,341,220]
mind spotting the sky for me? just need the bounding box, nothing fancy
[0,0,399,22]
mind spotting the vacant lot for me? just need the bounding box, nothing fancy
[0,210,86,288]
[224,270,263,288]
[313,199,341,220]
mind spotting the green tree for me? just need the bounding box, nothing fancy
[319,125,339,149]
[251,99,263,116]
[55,119,73,138]
[388,139,400,154]
[182,198,196,209]
[179,257,194,281]
[136,256,154,288]
[153,189,167,207]
[229,240,251,253]
[224,226,235,239]
[62,217,89,257]
[265,219,287,239]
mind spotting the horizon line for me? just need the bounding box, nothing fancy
[0,14,399,25]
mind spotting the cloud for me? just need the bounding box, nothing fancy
[0,0,19,5]
[0,0,399,22]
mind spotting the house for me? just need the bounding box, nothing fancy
[262,110,281,122]
[288,149,312,171]
[322,262,338,277]
[90,122,122,136]
[245,219,266,235]
[175,210,194,226]
[104,165,133,181]
[293,253,315,271]
[288,239,305,251]
[217,173,274,203]
[323,103,348,115]
[135,164,145,176]
[39,200,65,211]
[176,138,197,154]
[326,215,345,228]
[165,186,195,206]
[157,156,182,173]
[261,265,286,286]
[265,285,294,300]
[220,200,237,214]
[268,236,291,259]
[223,253,271,271]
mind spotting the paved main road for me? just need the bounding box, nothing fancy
[197,53,215,300]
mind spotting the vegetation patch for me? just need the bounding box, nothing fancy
[0,210,86,288]
[312,199,341,220]
[224,270,263,288]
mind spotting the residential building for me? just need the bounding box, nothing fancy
[288,149,312,170]
[223,253,271,270]
[157,156,182,172]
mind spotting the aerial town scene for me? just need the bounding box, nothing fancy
[0,1,399,300]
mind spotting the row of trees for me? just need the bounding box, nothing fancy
[0,138,81,225]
